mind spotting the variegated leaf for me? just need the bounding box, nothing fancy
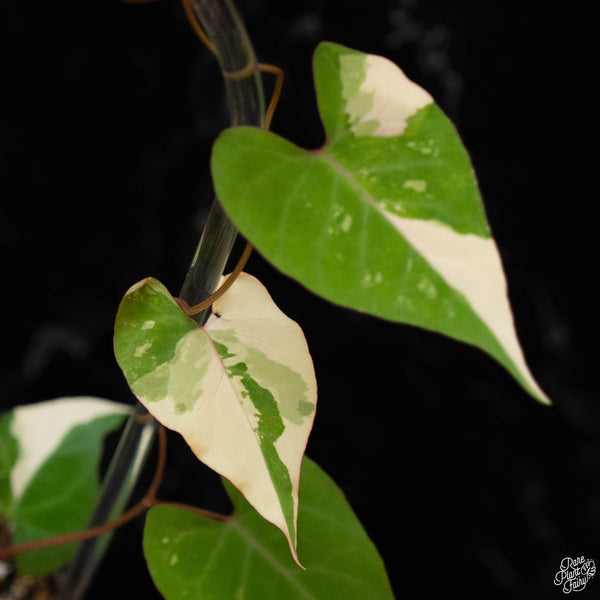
[114,272,317,564]
[0,397,129,575]
[210,41,549,404]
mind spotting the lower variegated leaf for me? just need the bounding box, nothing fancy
[143,456,395,600]
[114,272,317,564]
[0,397,130,575]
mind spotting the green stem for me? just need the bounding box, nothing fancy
[179,0,265,325]
[58,404,157,600]
[58,2,265,598]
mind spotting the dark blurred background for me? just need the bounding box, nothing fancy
[1,0,597,598]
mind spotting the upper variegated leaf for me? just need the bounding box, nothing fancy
[0,397,130,575]
[114,272,317,564]
[210,41,548,404]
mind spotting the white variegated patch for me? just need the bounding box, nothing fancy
[341,53,433,137]
[385,213,549,404]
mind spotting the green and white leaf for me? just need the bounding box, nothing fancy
[114,272,317,564]
[143,456,395,600]
[211,41,548,404]
[0,397,129,575]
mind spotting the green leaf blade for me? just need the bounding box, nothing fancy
[211,42,549,404]
[143,457,395,600]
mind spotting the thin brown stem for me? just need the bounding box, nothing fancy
[120,0,283,129]
[184,241,252,316]
[181,0,283,130]
[258,63,284,130]
[181,0,216,53]
[0,502,149,560]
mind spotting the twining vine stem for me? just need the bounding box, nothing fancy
[25,0,276,597]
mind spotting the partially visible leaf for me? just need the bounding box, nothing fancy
[114,272,317,564]
[143,456,395,600]
[0,412,18,517]
[211,41,549,404]
[0,397,130,575]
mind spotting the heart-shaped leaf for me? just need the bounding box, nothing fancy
[211,41,548,404]
[0,397,129,575]
[114,272,317,564]
[143,456,395,600]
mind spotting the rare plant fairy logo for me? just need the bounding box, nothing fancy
[554,556,596,593]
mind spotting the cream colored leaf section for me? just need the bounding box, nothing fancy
[206,273,317,555]
[385,213,549,403]
[341,52,433,137]
[10,397,130,501]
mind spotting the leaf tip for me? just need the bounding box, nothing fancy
[124,277,151,297]
[532,386,552,407]
[287,537,305,570]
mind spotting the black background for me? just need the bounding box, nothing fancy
[1,0,598,598]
